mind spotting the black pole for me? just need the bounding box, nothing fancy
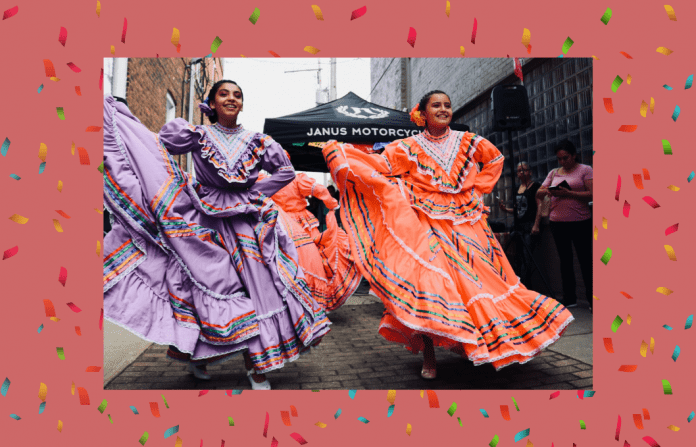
[508,128,518,231]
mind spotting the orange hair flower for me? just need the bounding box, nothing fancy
[410,104,426,127]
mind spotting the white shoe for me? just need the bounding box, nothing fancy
[188,363,211,380]
[247,368,271,390]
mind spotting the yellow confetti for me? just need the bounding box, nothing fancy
[50,317,60,322]
[96,1,101,18]
[627,314,632,325]
[667,425,680,431]
[593,295,599,300]
[9,214,29,224]
[667,185,680,191]
[650,97,655,114]
[240,54,246,58]
[94,208,103,214]
[640,340,648,357]
[39,143,47,162]
[38,383,47,402]
[71,382,75,395]
[521,28,531,48]
[387,390,396,405]
[406,423,412,436]
[311,5,324,20]
[420,390,424,398]
[602,217,607,229]
[315,422,327,428]
[591,55,599,60]
[97,241,101,257]
[526,440,534,447]
[656,47,673,55]
[593,226,598,240]
[664,245,677,261]
[664,5,677,21]
[175,437,182,447]
[460,46,465,57]
[53,219,64,233]
[627,74,632,85]
[71,141,75,156]
[50,77,61,82]
[304,46,320,55]
[171,28,180,47]
[57,420,63,432]
[656,287,673,295]
[57,181,63,192]
[111,45,115,55]
[446,1,451,17]
[640,100,648,117]
[650,337,655,354]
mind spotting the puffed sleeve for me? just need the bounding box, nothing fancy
[296,173,339,210]
[158,118,204,155]
[471,135,504,194]
[380,139,412,176]
[249,136,296,197]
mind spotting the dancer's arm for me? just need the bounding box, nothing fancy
[159,119,203,155]
[297,174,339,210]
[471,136,504,194]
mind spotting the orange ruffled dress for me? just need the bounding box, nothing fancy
[322,129,574,370]
[271,173,361,311]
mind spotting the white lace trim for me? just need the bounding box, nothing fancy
[466,277,522,307]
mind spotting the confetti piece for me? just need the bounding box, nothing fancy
[600,248,612,265]
[198,390,209,397]
[38,84,43,93]
[650,97,655,113]
[620,291,633,299]
[667,425,679,431]
[460,46,465,57]
[480,409,490,417]
[55,211,71,220]
[78,147,90,165]
[632,174,644,189]
[9,214,28,224]
[75,327,81,336]
[310,5,324,20]
[44,300,56,317]
[249,7,260,24]
[3,246,19,260]
[1,378,11,397]
[627,74,632,85]
[444,402,457,417]
[640,340,648,357]
[471,18,477,44]
[672,345,680,362]
[627,314,632,325]
[130,406,139,415]
[139,432,149,446]
[689,172,695,182]
[490,435,500,447]
[688,411,694,422]
[667,185,679,191]
[71,382,74,395]
[619,365,638,372]
[43,59,56,77]
[57,420,63,432]
[420,390,424,398]
[686,315,693,329]
[619,125,637,132]
[315,422,326,428]
[548,391,560,400]
[10,414,21,420]
[663,85,673,91]
[304,46,320,55]
[611,76,623,93]
[350,5,367,20]
[211,36,222,53]
[603,338,614,353]
[334,409,341,419]
[58,267,67,286]
[640,101,648,117]
[580,420,586,429]
[601,7,612,24]
[642,196,660,208]
[643,408,650,420]
[407,27,417,47]
[620,51,633,59]
[661,139,672,155]
[664,5,677,20]
[634,414,644,429]
[387,404,395,417]
[281,410,292,426]
[77,387,89,405]
[603,98,614,113]
[656,47,673,55]
[664,245,677,261]
[50,77,60,82]
[268,50,280,57]
[560,37,574,54]
[612,316,623,332]
[685,74,694,90]
[458,417,463,426]
[657,287,673,295]
[662,379,673,395]
[501,405,511,420]
[39,402,46,415]
[521,28,531,49]
[290,433,308,444]
[57,180,64,192]
[650,337,655,354]
[514,428,530,442]
[406,423,413,436]
[100,309,104,330]
[98,161,104,174]
[427,390,440,408]
[228,416,234,426]
[289,405,298,417]
[149,402,161,418]
[97,399,108,414]
[57,107,65,120]
[57,347,65,360]
[672,105,680,122]
[38,324,44,333]
[0,137,10,157]
[594,226,598,240]
[110,46,115,55]
[121,18,128,43]
[38,383,47,402]
[357,416,370,424]
[642,436,661,447]
[39,162,47,174]
[164,425,179,439]
[2,5,18,19]
[67,62,81,73]
[349,389,357,399]
[527,44,532,54]
[171,28,180,48]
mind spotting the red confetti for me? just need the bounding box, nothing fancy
[618,365,638,372]
[44,299,56,317]
[603,98,614,113]
[642,168,650,179]
[271,438,278,447]
[99,308,104,330]
[43,59,57,78]
[75,326,81,336]
[633,174,644,189]
[121,18,127,43]
[642,196,660,208]
[615,175,621,201]
[619,125,638,132]
[527,44,532,54]
[426,390,440,408]
[263,412,269,438]
[623,200,630,217]
[75,86,82,96]
[150,402,161,418]
[77,387,90,405]
[2,5,18,20]
[67,302,81,313]
[268,51,280,57]
[549,391,560,399]
[86,126,102,132]
[407,27,417,48]
[643,408,650,420]
[85,366,101,372]
[471,18,477,44]
[58,27,67,46]
[3,246,18,260]
[290,433,308,445]
[281,411,292,426]
[58,267,68,286]
[56,210,71,219]
[176,43,181,53]
[603,338,614,353]
[500,405,511,420]
[633,414,644,429]
[642,436,660,447]
[67,62,81,73]
[290,405,298,417]
[78,147,90,165]
[620,51,633,59]
[616,415,622,441]
[350,6,366,20]
[577,390,584,400]
[625,442,631,447]
[198,390,209,397]
[665,223,679,236]
[99,68,103,90]
[620,291,633,299]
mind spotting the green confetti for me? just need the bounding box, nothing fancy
[57,107,65,120]
[138,431,149,445]
[600,7,612,25]
[447,402,457,417]
[249,7,260,24]
[662,140,672,155]
[228,416,234,426]
[56,347,65,360]
[98,399,108,414]
[662,379,673,395]
[562,37,574,54]
[311,390,320,392]
[511,397,519,411]
[611,76,623,93]
[1,137,10,157]
[600,247,612,265]
[211,36,222,53]
[580,420,586,429]
[611,315,623,333]
[489,434,500,447]
[108,414,113,424]
[457,417,462,426]
[161,394,169,409]
[97,161,104,174]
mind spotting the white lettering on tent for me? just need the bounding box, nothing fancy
[379,128,387,136]
[352,128,361,136]
[388,129,396,137]
[307,128,349,137]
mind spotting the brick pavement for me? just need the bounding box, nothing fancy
[105,297,593,391]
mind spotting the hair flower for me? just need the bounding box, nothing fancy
[410,104,426,127]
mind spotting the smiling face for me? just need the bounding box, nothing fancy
[211,82,243,124]
[422,93,452,132]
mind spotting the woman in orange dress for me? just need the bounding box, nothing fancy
[270,168,361,311]
[322,90,574,379]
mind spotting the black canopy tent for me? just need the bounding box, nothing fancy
[263,92,469,172]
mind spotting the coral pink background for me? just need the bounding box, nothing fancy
[1,0,694,445]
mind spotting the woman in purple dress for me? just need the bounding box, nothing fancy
[103,80,330,390]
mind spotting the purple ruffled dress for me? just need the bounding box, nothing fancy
[103,96,330,373]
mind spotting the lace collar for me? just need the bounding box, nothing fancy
[412,128,464,173]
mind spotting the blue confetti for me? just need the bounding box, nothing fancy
[672,345,680,362]
[688,411,695,423]
[231,390,243,395]
[686,315,693,329]
[558,54,564,58]
[664,325,673,330]
[358,417,370,424]
[39,401,46,414]
[349,390,356,399]
[387,405,395,417]
[39,162,46,174]
[584,390,596,397]
[1,378,9,396]
[480,409,489,418]
[334,408,341,419]
[664,85,673,90]
[1,138,9,157]
[10,414,21,420]
[686,74,693,90]
[38,84,43,93]
[514,428,530,442]
[130,406,139,415]
[689,171,695,183]
[37,324,43,334]
[164,425,179,439]
[205,53,213,58]
[672,105,680,122]
[10,174,20,180]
